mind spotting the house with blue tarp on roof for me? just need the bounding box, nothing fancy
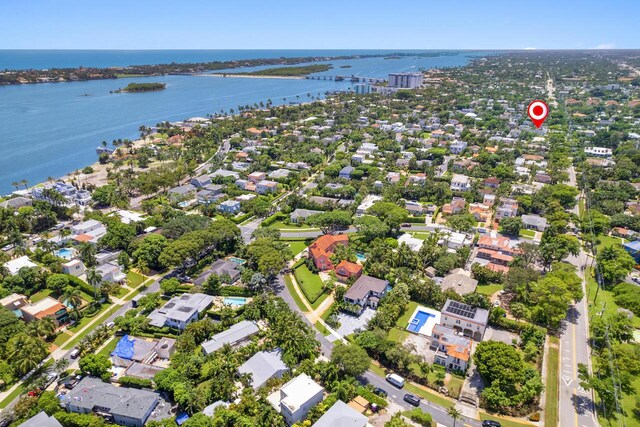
[623,240,640,263]
[110,335,176,380]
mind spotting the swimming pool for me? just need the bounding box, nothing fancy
[407,310,434,332]
[223,297,248,306]
[406,306,442,336]
[54,248,74,260]
[356,252,366,262]
[228,257,247,265]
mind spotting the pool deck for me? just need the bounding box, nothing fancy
[406,305,441,337]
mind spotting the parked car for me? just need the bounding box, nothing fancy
[386,373,405,388]
[106,321,115,329]
[482,421,501,427]
[401,223,411,227]
[403,393,420,406]
[373,387,388,397]
[69,348,80,359]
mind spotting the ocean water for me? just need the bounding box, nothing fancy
[0,49,477,70]
[0,50,487,194]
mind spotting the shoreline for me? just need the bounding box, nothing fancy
[198,73,305,80]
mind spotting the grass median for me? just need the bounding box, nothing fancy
[545,336,559,427]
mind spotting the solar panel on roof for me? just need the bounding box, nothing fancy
[447,300,477,319]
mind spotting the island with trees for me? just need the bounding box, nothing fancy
[115,82,166,93]
[223,64,333,78]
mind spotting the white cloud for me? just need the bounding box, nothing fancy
[524,47,537,50]
[594,43,616,49]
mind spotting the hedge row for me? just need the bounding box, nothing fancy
[405,216,426,223]
[119,376,153,389]
[261,212,287,227]
[491,315,547,335]
[231,213,252,224]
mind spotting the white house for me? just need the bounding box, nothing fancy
[4,256,38,275]
[450,174,471,192]
[268,374,324,425]
[440,299,489,341]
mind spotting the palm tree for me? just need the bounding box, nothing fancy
[447,405,462,427]
[86,268,103,299]
[27,317,56,340]
[79,242,97,267]
[6,333,48,376]
[62,286,83,318]
[11,182,19,191]
[20,179,28,189]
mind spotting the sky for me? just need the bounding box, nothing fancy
[1,0,638,50]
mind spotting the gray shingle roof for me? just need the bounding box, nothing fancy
[18,412,62,427]
[238,349,289,390]
[201,320,259,355]
[312,400,368,427]
[61,377,158,422]
[344,275,388,301]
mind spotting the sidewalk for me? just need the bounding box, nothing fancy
[0,273,152,405]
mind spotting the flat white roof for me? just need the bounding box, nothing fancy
[4,256,37,275]
[280,374,323,411]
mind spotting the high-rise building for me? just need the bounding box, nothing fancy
[388,72,424,89]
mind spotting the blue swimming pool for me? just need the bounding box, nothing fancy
[223,297,248,306]
[55,248,74,260]
[228,257,247,265]
[407,310,434,333]
[356,252,366,262]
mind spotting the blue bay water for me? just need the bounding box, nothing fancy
[0,50,486,194]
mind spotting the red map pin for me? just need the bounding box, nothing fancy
[527,100,549,128]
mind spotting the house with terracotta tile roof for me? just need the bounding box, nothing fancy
[308,234,349,271]
[20,297,68,325]
[334,260,363,281]
[430,324,472,371]
[442,197,466,215]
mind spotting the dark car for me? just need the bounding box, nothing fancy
[482,420,501,427]
[373,387,387,397]
[401,223,411,227]
[403,393,420,407]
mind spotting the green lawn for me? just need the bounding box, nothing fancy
[283,275,308,313]
[446,374,464,399]
[476,283,504,296]
[63,305,120,350]
[287,241,309,256]
[269,221,316,230]
[586,266,640,328]
[519,229,536,238]
[293,265,325,304]
[596,234,624,253]
[97,336,119,357]
[0,383,26,409]
[30,289,53,302]
[404,381,454,408]
[126,271,147,287]
[388,301,419,343]
[545,336,559,427]
[53,331,73,347]
[408,232,430,240]
[310,289,331,311]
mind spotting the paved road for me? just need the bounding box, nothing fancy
[560,251,598,427]
[275,276,482,427]
[558,164,598,426]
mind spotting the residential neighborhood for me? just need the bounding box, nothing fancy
[1,49,640,427]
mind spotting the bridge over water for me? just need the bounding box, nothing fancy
[305,75,385,84]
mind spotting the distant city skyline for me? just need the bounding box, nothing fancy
[1,0,638,50]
